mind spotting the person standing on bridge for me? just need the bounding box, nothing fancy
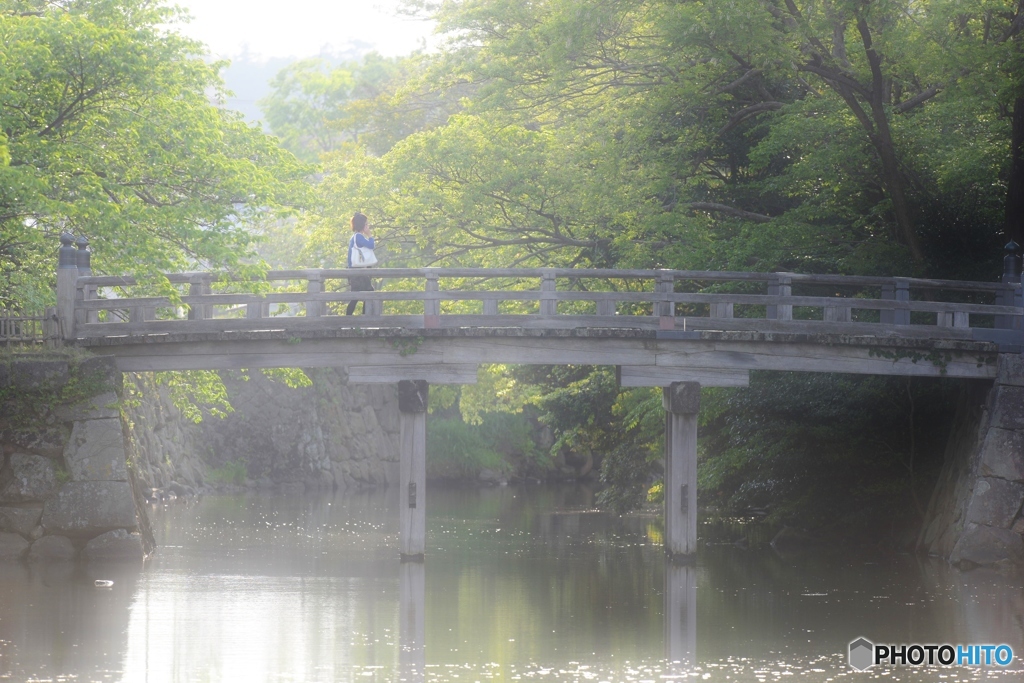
[346,212,376,315]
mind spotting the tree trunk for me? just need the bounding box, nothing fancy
[870,103,925,261]
[857,15,925,262]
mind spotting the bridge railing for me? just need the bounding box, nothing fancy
[0,308,60,347]
[64,266,1023,344]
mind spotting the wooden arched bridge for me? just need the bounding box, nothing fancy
[24,235,1024,559]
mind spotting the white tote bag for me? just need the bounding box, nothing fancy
[350,236,378,267]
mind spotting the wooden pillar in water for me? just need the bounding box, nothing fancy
[664,562,697,667]
[399,560,426,681]
[399,379,428,560]
[663,381,700,559]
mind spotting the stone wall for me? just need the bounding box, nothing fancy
[919,355,1024,569]
[0,353,149,562]
[125,368,401,494]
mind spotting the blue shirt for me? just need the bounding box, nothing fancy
[347,233,376,268]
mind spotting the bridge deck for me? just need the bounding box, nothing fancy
[77,326,1000,383]
[62,267,1017,382]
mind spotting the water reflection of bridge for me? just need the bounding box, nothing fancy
[38,235,1024,559]
[397,532,696,682]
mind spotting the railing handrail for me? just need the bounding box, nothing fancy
[75,267,1021,293]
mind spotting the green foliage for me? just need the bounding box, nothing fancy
[427,411,545,479]
[259,53,439,161]
[427,417,507,479]
[153,370,233,424]
[54,465,71,486]
[205,460,248,486]
[698,372,958,532]
[259,368,312,389]
[0,0,308,312]
[458,365,540,425]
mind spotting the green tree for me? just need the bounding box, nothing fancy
[420,0,1023,272]
[284,0,1024,533]
[260,52,463,162]
[0,0,307,311]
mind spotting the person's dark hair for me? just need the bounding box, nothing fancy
[351,212,368,232]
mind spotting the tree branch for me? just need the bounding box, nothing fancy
[716,101,785,138]
[894,86,940,113]
[688,202,772,223]
[712,68,763,95]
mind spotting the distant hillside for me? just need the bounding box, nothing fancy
[218,45,373,125]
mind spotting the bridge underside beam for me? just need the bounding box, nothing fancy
[620,366,748,387]
[94,332,999,379]
[348,365,477,384]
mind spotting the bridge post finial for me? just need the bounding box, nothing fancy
[75,235,91,274]
[56,233,78,342]
[1004,240,1021,284]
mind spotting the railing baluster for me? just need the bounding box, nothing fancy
[540,270,557,316]
[657,272,675,330]
[597,298,616,316]
[188,276,207,321]
[246,297,263,319]
[881,281,910,325]
[894,279,910,325]
[129,304,148,324]
[710,303,733,319]
[767,274,791,321]
[823,302,850,323]
[482,298,498,316]
[424,273,440,328]
[306,273,322,318]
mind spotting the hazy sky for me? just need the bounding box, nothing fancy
[172,0,437,60]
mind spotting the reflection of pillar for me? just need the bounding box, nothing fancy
[664,561,697,666]
[399,380,428,559]
[399,561,426,682]
[663,382,699,558]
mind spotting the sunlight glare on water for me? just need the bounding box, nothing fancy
[0,485,1022,682]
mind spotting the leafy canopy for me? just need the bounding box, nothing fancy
[0,0,308,310]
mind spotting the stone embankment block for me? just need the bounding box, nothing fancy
[1,353,147,564]
[0,454,59,503]
[124,367,401,494]
[82,529,144,561]
[28,535,75,561]
[937,354,1024,568]
[0,507,42,537]
[64,419,128,481]
[0,532,29,560]
[41,481,138,537]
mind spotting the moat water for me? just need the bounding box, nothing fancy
[0,484,1022,682]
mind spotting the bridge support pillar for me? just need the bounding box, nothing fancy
[663,381,700,559]
[399,380,428,560]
